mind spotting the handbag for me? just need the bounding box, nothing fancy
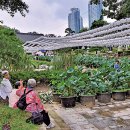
[26,103,44,125]
[31,111,43,125]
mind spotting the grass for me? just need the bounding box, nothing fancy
[0,103,39,130]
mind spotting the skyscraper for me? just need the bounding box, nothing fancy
[88,0,103,28]
[68,8,83,33]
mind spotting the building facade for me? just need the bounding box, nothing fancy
[68,8,83,33]
[88,0,103,28]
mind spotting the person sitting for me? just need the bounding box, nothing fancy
[9,81,23,108]
[15,79,55,128]
[0,70,13,105]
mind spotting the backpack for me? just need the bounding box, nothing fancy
[17,89,32,110]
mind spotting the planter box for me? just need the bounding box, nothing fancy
[112,91,126,101]
[60,96,76,108]
[52,93,61,103]
[80,95,95,107]
[97,93,111,103]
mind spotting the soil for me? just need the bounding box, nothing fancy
[35,83,50,93]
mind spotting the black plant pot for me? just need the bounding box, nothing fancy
[97,93,111,103]
[126,90,130,99]
[75,96,80,102]
[53,93,61,103]
[60,96,76,108]
[80,95,95,107]
[112,91,126,101]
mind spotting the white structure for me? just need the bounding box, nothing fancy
[23,18,130,53]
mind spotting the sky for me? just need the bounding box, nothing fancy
[0,0,115,36]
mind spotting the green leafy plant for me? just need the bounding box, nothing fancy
[58,67,82,97]
[108,70,129,92]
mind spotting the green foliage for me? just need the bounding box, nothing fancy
[58,67,83,97]
[0,0,29,16]
[52,51,75,70]
[0,104,38,130]
[91,20,108,29]
[89,47,104,52]
[120,0,130,18]
[31,60,52,69]
[0,26,32,71]
[79,27,88,33]
[74,54,111,68]
[90,0,129,20]
[37,56,53,62]
[108,70,130,91]
[10,70,50,85]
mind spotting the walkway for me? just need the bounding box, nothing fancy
[43,99,130,130]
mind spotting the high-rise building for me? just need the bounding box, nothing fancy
[88,0,103,28]
[68,8,83,33]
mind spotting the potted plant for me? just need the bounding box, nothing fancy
[51,80,62,103]
[108,71,128,101]
[49,70,62,103]
[96,79,112,103]
[89,67,112,103]
[79,77,96,107]
[58,67,81,108]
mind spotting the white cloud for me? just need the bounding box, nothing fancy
[0,0,89,36]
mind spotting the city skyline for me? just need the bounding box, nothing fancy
[0,0,89,36]
[0,0,115,36]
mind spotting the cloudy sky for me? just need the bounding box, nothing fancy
[0,0,115,36]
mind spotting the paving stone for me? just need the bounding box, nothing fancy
[69,124,82,130]
[109,125,117,129]
[92,107,100,110]
[104,127,111,130]
[103,109,110,111]
[115,104,122,107]
[61,114,87,125]
[75,108,91,114]
[113,111,130,117]
[78,121,89,125]
[99,103,107,106]
[96,117,104,120]
[80,124,99,130]
[122,103,128,105]
[121,116,130,120]
[108,105,115,108]
[126,108,130,111]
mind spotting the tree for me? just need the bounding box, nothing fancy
[90,0,128,20]
[119,0,130,18]
[91,19,108,29]
[79,27,88,33]
[0,0,29,16]
[65,28,75,36]
[0,26,32,71]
